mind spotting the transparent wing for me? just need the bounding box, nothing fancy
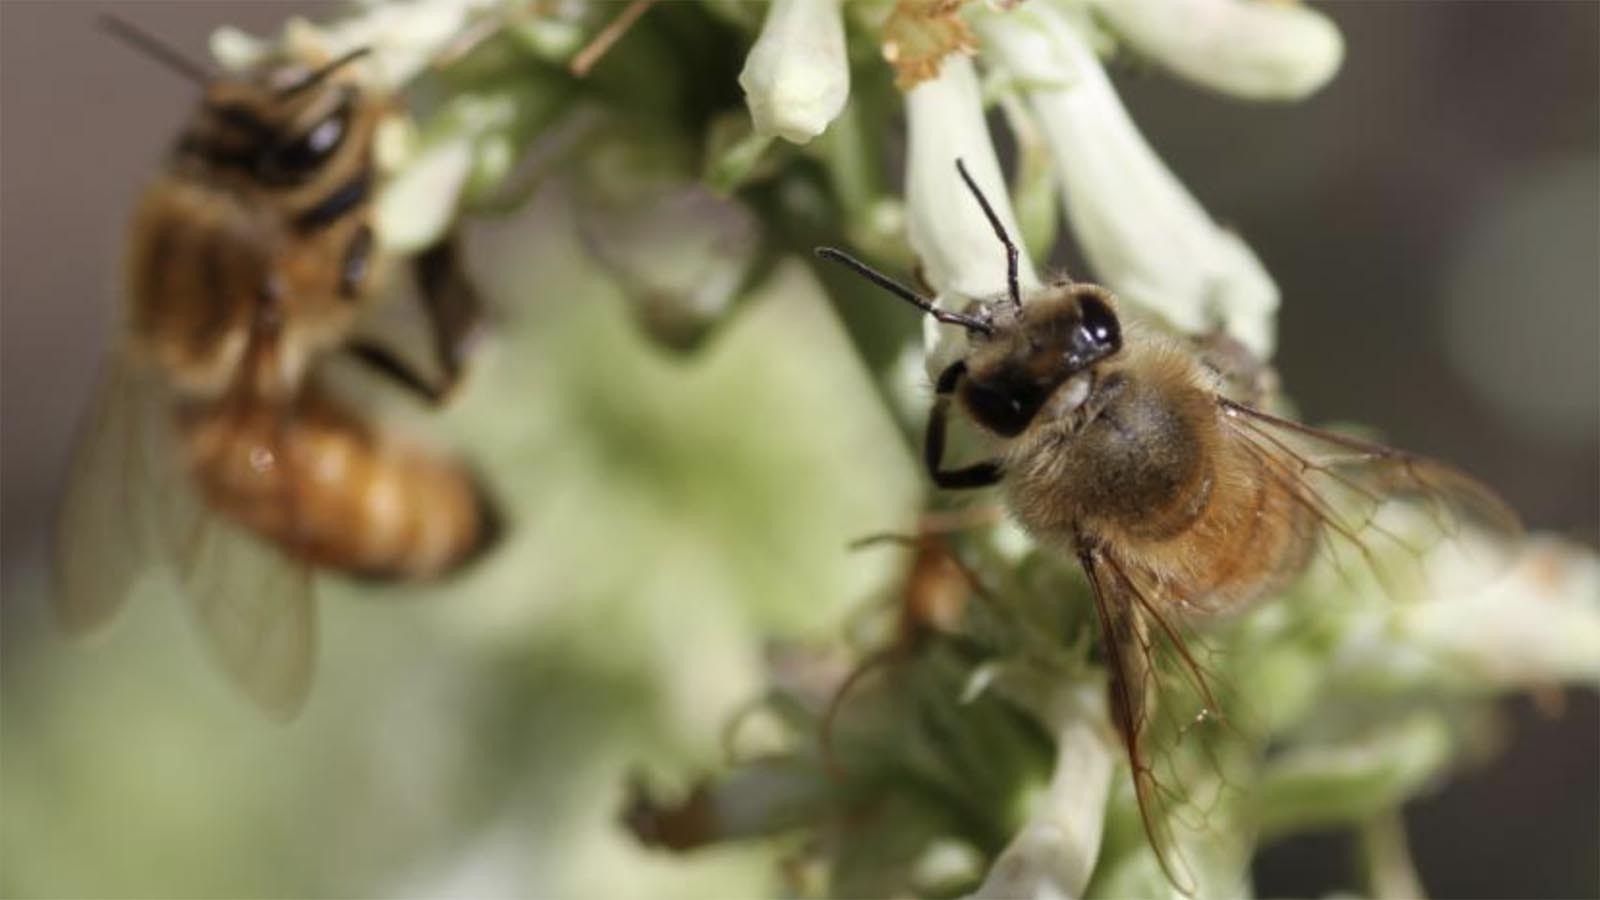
[1218,398,1522,599]
[168,503,316,720]
[57,345,316,717]
[154,393,316,720]
[53,349,172,633]
[1080,401,1522,895]
[1080,545,1242,898]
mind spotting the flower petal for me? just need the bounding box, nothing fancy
[977,5,1281,355]
[1090,0,1344,102]
[904,55,1040,367]
[376,136,474,253]
[972,685,1113,900]
[1341,535,1600,693]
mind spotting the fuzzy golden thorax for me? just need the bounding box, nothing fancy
[126,49,389,401]
[999,328,1224,546]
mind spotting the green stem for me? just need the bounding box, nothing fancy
[1360,812,1428,900]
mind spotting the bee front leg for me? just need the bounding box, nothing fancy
[345,340,447,405]
[346,233,487,407]
[927,361,1003,490]
[412,232,486,399]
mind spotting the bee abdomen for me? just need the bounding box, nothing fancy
[1164,448,1317,615]
[180,386,494,580]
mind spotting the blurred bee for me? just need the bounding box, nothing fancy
[54,19,498,718]
[816,160,1519,891]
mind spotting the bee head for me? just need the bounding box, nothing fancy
[958,284,1123,436]
[813,157,1123,438]
[196,48,372,187]
[100,16,373,188]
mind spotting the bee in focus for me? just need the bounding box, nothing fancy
[816,160,1520,891]
[54,19,498,718]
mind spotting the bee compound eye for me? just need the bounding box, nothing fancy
[1078,294,1120,350]
[264,102,351,181]
[283,114,344,170]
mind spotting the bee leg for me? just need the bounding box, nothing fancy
[344,234,484,406]
[927,361,1003,490]
[345,340,447,405]
[413,232,487,401]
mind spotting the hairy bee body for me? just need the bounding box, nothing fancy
[126,175,349,398]
[118,48,489,579]
[57,32,495,715]
[999,323,1315,617]
[816,157,1517,891]
[179,382,487,579]
[127,51,387,393]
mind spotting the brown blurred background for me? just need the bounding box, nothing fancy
[2,1,1595,897]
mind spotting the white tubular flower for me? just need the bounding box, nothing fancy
[1088,0,1344,102]
[738,0,851,144]
[212,0,501,89]
[906,55,1039,300]
[977,4,1281,356]
[971,684,1113,900]
[376,136,475,253]
[904,55,1039,367]
[1338,535,1600,693]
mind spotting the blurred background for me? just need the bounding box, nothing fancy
[2,1,1595,897]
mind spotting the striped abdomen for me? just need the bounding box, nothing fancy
[1115,432,1317,619]
[178,383,493,580]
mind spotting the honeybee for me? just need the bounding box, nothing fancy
[816,160,1520,891]
[54,19,497,718]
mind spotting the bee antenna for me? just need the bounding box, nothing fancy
[815,247,995,336]
[98,14,211,86]
[953,158,1023,311]
[278,46,373,97]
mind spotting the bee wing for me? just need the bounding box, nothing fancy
[1079,545,1238,898]
[167,504,317,720]
[53,349,173,633]
[1217,398,1522,597]
[154,393,316,719]
[57,348,317,717]
[1074,402,1520,895]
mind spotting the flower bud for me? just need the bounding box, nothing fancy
[1089,0,1344,102]
[739,0,851,144]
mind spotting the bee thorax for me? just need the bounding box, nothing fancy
[1007,364,1219,544]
